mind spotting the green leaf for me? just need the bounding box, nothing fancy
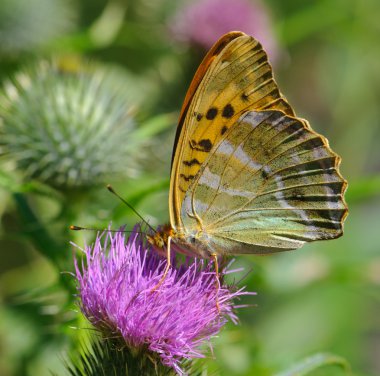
[277,0,350,45]
[346,176,380,203]
[135,113,176,140]
[0,170,63,200]
[275,353,351,376]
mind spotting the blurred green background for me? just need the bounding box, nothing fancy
[0,0,379,375]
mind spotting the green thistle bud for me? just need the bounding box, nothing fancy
[0,58,143,189]
[0,0,75,55]
[66,337,179,376]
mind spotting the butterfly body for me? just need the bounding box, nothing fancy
[149,223,214,259]
[151,31,348,260]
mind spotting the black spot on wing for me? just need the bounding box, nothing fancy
[194,112,203,121]
[256,55,267,66]
[261,169,269,180]
[291,158,336,173]
[293,219,342,231]
[309,209,345,222]
[189,139,213,152]
[180,174,195,182]
[212,33,239,55]
[222,104,235,118]
[302,138,325,150]
[259,71,273,83]
[183,158,201,166]
[251,42,262,52]
[285,194,342,203]
[221,126,228,135]
[199,139,213,151]
[241,93,249,102]
[206,107,218,120]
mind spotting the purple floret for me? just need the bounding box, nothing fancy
[74,225,253,374]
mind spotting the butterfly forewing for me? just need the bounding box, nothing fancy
[170,32,294,227]
[180,110,347,254]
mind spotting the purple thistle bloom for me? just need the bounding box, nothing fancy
[74,225,253,375]
[170,0,279,61]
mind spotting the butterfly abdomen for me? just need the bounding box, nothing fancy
[178,229,216,258]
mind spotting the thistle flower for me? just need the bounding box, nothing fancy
[74,225,252,375]
[170,0,278,61]
[0,0,75,55]
[0,59,144,189]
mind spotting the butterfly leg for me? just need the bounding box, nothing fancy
[151,236,172,292]
[211,253,221,313]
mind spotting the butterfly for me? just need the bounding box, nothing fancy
[147,31,348,279]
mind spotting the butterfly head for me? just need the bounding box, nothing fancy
[147,224,174,255]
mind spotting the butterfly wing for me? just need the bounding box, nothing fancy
[170,32,294,228]
[180,110,348,254]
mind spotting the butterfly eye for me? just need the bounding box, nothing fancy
[190,236,196,244]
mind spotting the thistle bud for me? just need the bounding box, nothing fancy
[0,58,143,189]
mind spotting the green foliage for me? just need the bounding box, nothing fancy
[0,0,75,55]
[346,176,380,204]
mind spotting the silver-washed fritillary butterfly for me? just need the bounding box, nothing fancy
[148,31,348,278]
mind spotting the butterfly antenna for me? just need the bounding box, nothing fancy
[106,184,155,232]
[69,225,146,235]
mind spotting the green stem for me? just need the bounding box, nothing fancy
[13,192,75,294]
[275,352,352,376]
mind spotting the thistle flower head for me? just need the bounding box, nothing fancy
[0,58,143,188]
[74,225,252,374]
[170,0,278,61]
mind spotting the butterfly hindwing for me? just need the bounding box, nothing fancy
[180,110,347,254]
[170,32,294,227]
